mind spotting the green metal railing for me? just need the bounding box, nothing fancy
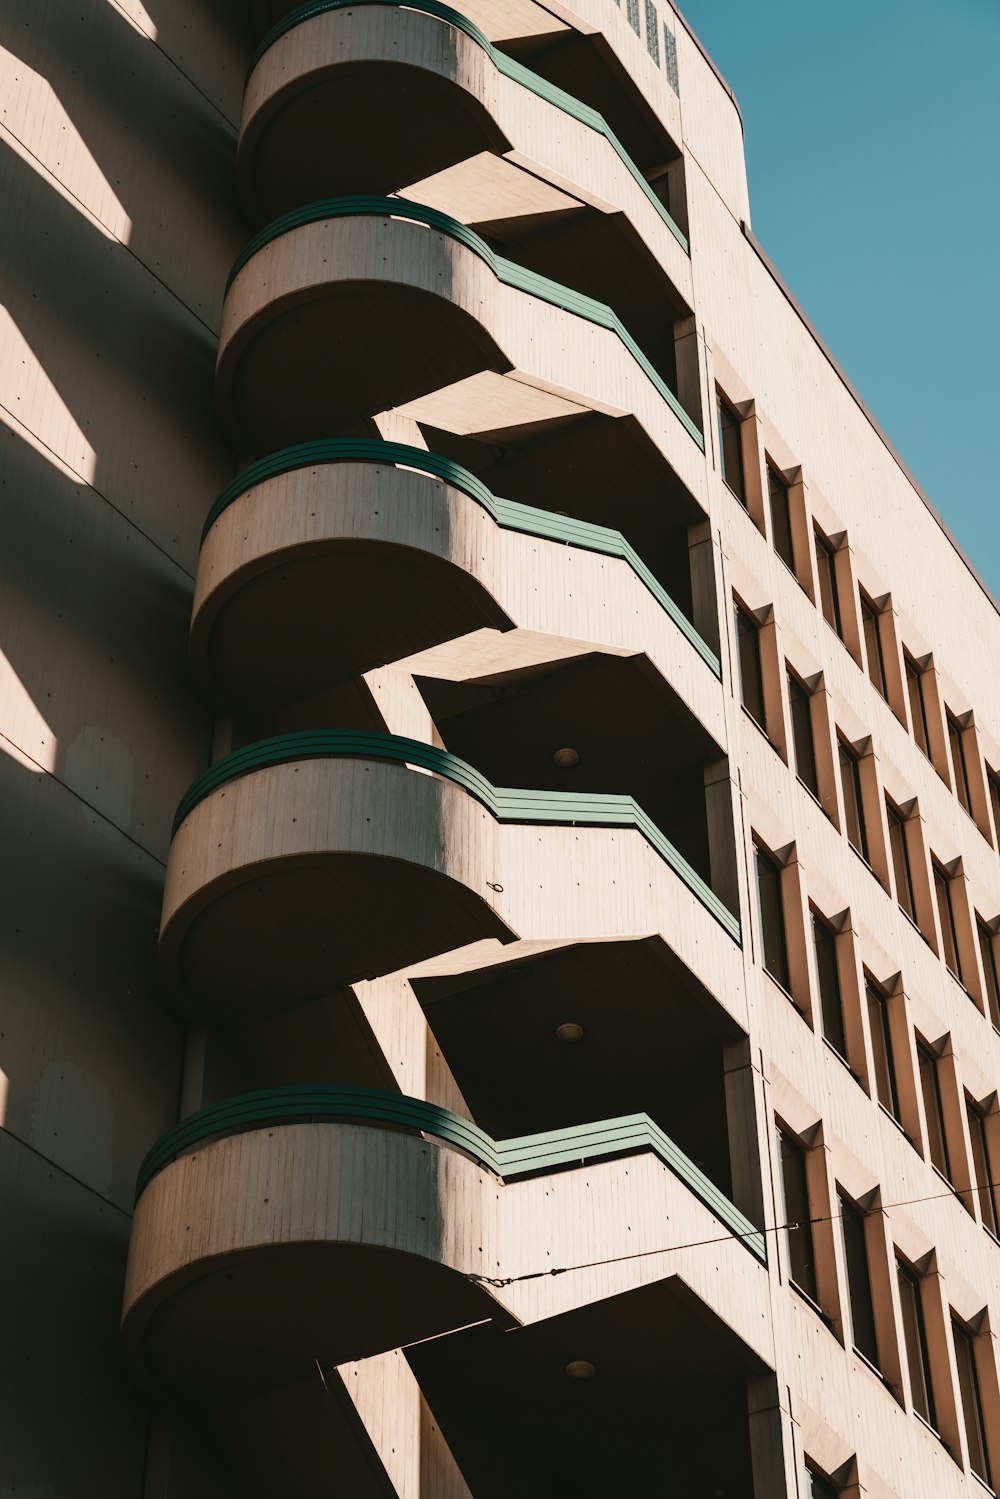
[134,1083,766,1262]
[223,195,704,450]
[247,0,689,256]
[170,729,740,941]
[201,438,720,676]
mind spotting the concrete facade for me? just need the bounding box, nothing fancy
[1,2,997,1495]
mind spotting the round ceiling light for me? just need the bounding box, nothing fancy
[555,1022,584,1043]
[564,1360,596,1379]
[553,747,579,768]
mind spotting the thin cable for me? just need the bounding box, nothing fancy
[468,1176,1000,1288]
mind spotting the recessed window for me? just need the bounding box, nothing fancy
[952,1321,992,1488]
[812,913,847,1058]
[644,0,660,61]
[805,1466,838,1499]
[767,463,794,570]
[754,841,790,991]
[860,593,888,700]
[932,861,962,982]
[946,713,972,816]
[917,1043,950,1179]
[717,392,746,505]
[814,529,842,638]
[897,1261,936,1427]
[886,800,916,923]
[776,1127,817,1300]
[866,980,900,1122]
[967,1102,998,1237]
[988,768,1000,841]
[977,918,1000,1028]
[625,0,641,36]
[788,673,819,797]
[904,654,931,757]
[837,1193,879,1366]
[838,739,868,861]
[734,602,766,729]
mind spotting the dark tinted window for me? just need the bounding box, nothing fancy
[754,842,789,991]
[947,714,971,815]
[967,1103,998,1238]
[917,1044,950,1178]
[860,594,887,699]
[978,919,1000,1029]
[806,1468,838,1499]
[768,464,794,569]
[815,531,842,638]
[788,674,819,796]
[866,982,899,1121]
[932,862,962,981]
[777,1128,816,1299]
[897,1262,936,1427]
[812,914,847,1057]
[717,394,745,504]
[886,802,915,922]
[735,603,766,728]
[905,656,930,756]
[989,769,1000,842]
[838,1195,879,1366]
[839,741,868,860]
[953,1322,992,1487]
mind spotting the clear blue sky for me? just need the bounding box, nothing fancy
[678,0,1000,594]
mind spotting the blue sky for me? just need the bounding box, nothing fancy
[678,0,1000,594]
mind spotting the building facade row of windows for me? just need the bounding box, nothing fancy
[752,836,1000,1246]
[736,600,1000,1033]
[613,0,680,93]
[775,1119,998,1488]
[717,386,1000,856]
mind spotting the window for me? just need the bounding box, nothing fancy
[917,1043,950,1179]
[967,1103,998,1238]
[977,918,1000,1028]
[866,981,900,1121]
[953,1321,992,1487]
[776,1128,817,1299]
[932,861,962,981]
[838,1194,879,1366]
[754,841,790,991]
[814,529,842,638]
[767,463,794,570]
[886,801,916,922]
[625,0,640,35]
[663,26,679,94]
[644,0,659,61]
[897,1261,936,1427]
[860,593,887,700]
[805,1464,838,1499]
[717,392,746,505]
[905,654,930,757]
[946,713,972,815]
[838,740,868,861]
[988,768,1000,840]
[734,602,766,728]
[812,913,847,1058]
[788,673,819,797]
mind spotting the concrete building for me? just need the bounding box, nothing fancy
[1,0,998,1494]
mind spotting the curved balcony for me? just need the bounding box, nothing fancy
[216,197,704,494]
[160,730,739,1015]
[123,1087,765,1393]
[241,0,689,265]
[192,437,719,710]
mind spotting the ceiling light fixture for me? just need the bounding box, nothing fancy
[564,1360,596,1379]
[553,747,579,768]
[555,1022,584,1042]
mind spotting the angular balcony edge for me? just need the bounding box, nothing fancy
[171,730,740,941]
[135,1085,765,1261]
[201,439,720,676]
[248,0,689,256]
[224,196,703,450]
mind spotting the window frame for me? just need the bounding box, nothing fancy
[776,1124,818,1302]
[860,591,888,701]
[917,1041,951,1180]
[976,917,1000,1029]
[904,653,931,757]
[952,1318,993,1488]
[866,979,900,1123]
[811,910,848,1060]
[814,527,843,639]
[766,460,795,572]
[988,767,1000,843]
[966,1100,999,1238]
[788,670,819,798]
[896,1258,937,1429]
[837,1191,880,1367]
[805,1462,839,1499]
[838,738,869,863]
[753,838,791,993]
[734,600,766,731]
[716,390,746,506]
[886,799,916,923]
[946,712,973,816]
[932,859,963,982]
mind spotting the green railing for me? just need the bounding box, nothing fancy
[170,729,740,940]
[223,195,704,450]
[201,438,720,676]
[248,0,689,256]
[134,1084,766,1262]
